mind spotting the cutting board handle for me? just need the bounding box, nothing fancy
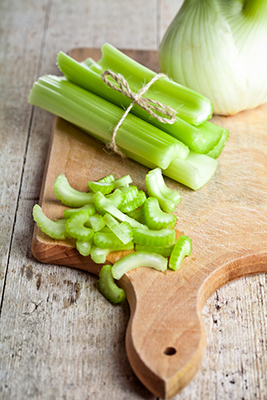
[119,252,267,400]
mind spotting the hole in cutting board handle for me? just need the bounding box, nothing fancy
[164,347,177,356]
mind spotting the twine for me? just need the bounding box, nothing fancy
[101,70,177,157]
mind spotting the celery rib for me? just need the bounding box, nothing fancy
[65,210,94,241]
[29,76,189,170]
[111,252,168,280]
[53,173,94,207]
[76,239,93,256]
[99,264,126,304]
[141,197,177,230]
[33,205,66,240]
[133,227,176,247]
[169,235,192,271]
[57,50,221,154]
[145,168,181,213]
[92,43,213,126]
[93,230,134,250]
[103,213,133,244]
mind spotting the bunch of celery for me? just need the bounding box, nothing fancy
[33,169,192,304]
[28,43,229,190]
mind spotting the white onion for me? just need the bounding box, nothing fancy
[159,0,267,116]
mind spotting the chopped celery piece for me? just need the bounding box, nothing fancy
[94,190,124,215]
[126,208,142,221]
[112,252,168,280]
[135,243,175,257]
[169,235,192,271]
[93,230,134,250]
[119,185,139,202]
[133,227,176,247]
[145,168,181,213]
[33,204,66,240]
[163,152,218,191]
[113,175,133,188]
[57,50,223,154]
[120,190,147,213]
[85,214,105,232]
[99,264,126,304]
[90,245,111,264]
[28,75,189,170]
[65,210,94,241]
[141,197,177,230]
[97,174,115,183]
[88,180,114,194]
[76,238,93,256]
[53,173,94,207]
[206,129,229,159]
[89,44,213,126]
[104,203,148,229]
[103,213,133,244]
[63,204,95,219]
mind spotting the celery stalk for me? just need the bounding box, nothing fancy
[111,252,168,280]
[93,43,213,126]
[206,129,230,159]
[28,75,189,170]
[128,151,218,191]
[33,205,67,240]
[99,264,126,304]
[57,51,224,153]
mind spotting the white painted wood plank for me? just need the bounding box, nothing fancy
[0,0,49,294]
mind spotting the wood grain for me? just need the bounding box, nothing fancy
[31,47,267,399]
[1,1,267,400]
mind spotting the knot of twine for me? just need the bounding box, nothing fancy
[101,70,177,157]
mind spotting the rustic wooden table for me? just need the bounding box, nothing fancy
[1,1,267,399]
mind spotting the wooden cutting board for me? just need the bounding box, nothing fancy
[32,48,267,400]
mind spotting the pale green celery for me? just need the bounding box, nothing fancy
[91,43,213,126]
[104,204,148,229]
[76,239,93,256]
[113,175,133,188]
[141,197,177,230]
[163,153,218,190]
[94,190,124,215]
[28,75,189,170]
[98,264,126,304]
[120,190,147,213]
[135,243,175,258]
[169,235,192,271]
[133,227,176,247]
[119,186,139,202]
[97,174,115,183]
[57,51,221,153]
[145,168,181,213]
[53,173,94,207]
[81,57,98,69]
[129,151,218,191]
[126,208,142,221]
[112,252,168,280]
[65,210,94,241]
[85,214,106,232]
[33,204,66,240]
[103,213,133,244]
[206,129,229,159]
[88,180,114,194]
[91,245,112,264]
[63,204,95,219]
[93,230,134,250]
